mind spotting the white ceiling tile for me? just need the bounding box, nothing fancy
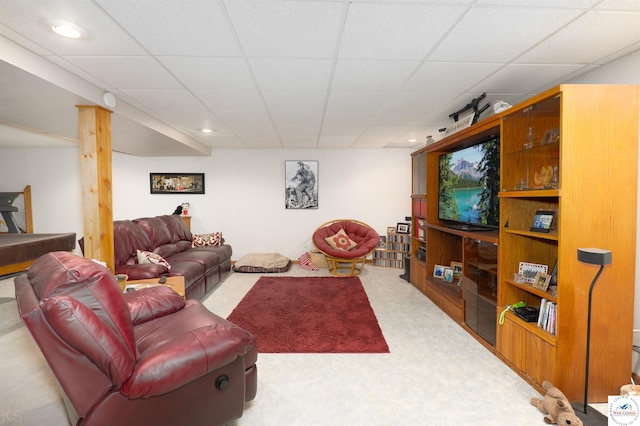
[262,91,327,112]
[326,92,395,113]
[319,124,367,137]
[429,7,583,62]
[332,60,420,91]
[317,135,358,147]
[402,62,504,92]
[0,0,146,55]
[371,111,438,127]
[385,92,461,113]
[594,0,640,10]
[224,0,344,58]
[469,63,587,94]
[62,56,182,89]
[194,90,266,112]
[339,3,467,60]
[119,89,227,133]
[96,0,240,56]
[159,57,256,90]
[322,111,377,128]
[516,11,640,64]
[476,0,599,6]
[249,58,333,90]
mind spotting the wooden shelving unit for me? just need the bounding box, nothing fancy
[410,84,639,402]
[372,229,410,268]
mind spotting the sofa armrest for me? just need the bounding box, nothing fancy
[124,286,185,325]
[116,264,168,280]
[121,323,255,398]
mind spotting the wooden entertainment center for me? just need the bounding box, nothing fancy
[410,84,639,402]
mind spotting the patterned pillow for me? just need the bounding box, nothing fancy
[191,232,223,247]
[324,229,357,251]
[136,249,171,270]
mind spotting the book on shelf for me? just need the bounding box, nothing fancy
[537,298,556,335]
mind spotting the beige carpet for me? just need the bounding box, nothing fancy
[0,265,586,425]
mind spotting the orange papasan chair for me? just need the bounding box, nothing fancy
[312,219,380,276]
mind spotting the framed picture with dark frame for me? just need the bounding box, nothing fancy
[530,210,555,233]
[150,173,205,194]
[396,222,410,234]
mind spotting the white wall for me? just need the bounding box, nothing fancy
[0,147,414,260]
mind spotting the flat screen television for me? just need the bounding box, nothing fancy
[438,136,500,231]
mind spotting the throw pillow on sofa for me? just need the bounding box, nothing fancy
[136,249,171,270]
[192,232,223,247]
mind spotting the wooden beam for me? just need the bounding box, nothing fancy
[77,105,114,272]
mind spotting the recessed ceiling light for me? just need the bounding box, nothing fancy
[51,20,84,39]
[200,128,214,133]
[408,139,417,143]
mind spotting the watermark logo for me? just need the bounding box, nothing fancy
[0,409,23,424]
[610,395,640,425]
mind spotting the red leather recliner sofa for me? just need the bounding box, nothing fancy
[113,214,232,300]
[15,251,257,426]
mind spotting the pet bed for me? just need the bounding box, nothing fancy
[233,253,292,273]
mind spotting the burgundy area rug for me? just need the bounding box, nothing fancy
[226,276,389,353]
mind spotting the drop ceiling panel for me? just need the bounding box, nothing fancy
[224,0,344,58]
[62,56,182,89]
[119,89,227,134]
[516,11,640,64]
[249,58,333,90]
[0,0,146,55]
[96,0,240,56]
[325,92,395,113]
[261,90,326,112]
[402,62,503,92]
[339,3,467,60]
[385,92,461,113]
[158,57,256,90]
[471,63,588,94]
[194,90,267,112]
[332,60,420,91]
[428,7,583,62]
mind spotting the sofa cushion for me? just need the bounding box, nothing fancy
[159,214,192,242]
[134,217,173,249]
[137,249,171,271]
[124,286,185,325]
[192,232,223,247]
[41,295,135,387]
[26,252,139,360]
[114,220,151,266]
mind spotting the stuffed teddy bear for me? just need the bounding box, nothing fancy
[530,381,584,425]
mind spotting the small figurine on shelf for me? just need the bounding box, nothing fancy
[524,126,536,150]
[181,202,190,216]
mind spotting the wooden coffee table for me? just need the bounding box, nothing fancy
[124,275,185,299]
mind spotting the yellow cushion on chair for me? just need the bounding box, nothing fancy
[324,229,358,251]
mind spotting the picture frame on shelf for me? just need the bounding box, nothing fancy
[396,222,410,234]
[433,264,446,278]
[530,210,555,233]
[532,272,552,291]
[518,262,548,284]
[450,261,463,279]
[150,173,205,194]
[443,268,454,283]
[387,226,396,235]
[377,235,387,248]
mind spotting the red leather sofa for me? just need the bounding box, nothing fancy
[15,251,257,426]
[113,214,231,300]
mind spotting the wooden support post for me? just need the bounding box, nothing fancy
[77,105,114,272]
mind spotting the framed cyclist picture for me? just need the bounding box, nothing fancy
[285,161,318,209]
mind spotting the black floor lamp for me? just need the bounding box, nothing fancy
[570,248,612,426]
